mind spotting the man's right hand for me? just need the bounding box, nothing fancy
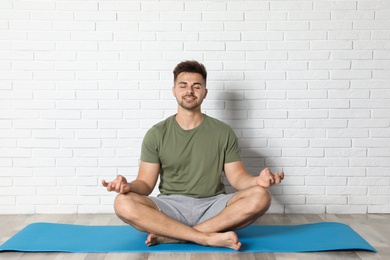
[102,175,131,194]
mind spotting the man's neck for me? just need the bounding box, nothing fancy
[175,109,204,130]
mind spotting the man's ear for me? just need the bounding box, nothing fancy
[204,88,208,98]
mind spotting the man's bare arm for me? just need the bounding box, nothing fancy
[224,161,284,191]
[102,161,160,195]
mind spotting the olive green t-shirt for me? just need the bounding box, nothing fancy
[141,114,241,198]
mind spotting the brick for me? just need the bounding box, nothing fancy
[284,186,325,195]
[370,129,390,138]
[351,157,390,167]
[36,205,77,214]
[327,129,369,138]
[78,71,118,80]
[12,194,43,205]
[59,196,99,205]
[53,21,96,31]
[308,158,349,167]
[202,12,243,21]
[34,51,78,61]
[354,139,390,148]
[19,139,60,149]
[326,167,366,177]
[285,30,326,40]
[287,70,329,80]
[13,120,56,129]
[283,148,324,157]
[330,70,371,79]
[14,158,56,167]
[60,139,100,149]
[268,21,309,31]
[56,61,97,71]
[309,60,350,70]
[309,99,350,109]
[269,139,309,148]
[327,186,367,195]
[227,42,267,51]
[265,157,307,167]
[75,12,117,21]
[285,205,326,214]
[288,110,328,119]
[307,196,347,205]
[289,51,330,61]
[349,119,389,128]
[31,11,74,21]
[327,205,367,214]
[33,129,74,139]
[14,1,55,10]
[288,90,327,99]
[71,32,113,41]
[245,71,285,80]
[161,12,201,22]
[97,22,138,32]
[0,196,15,206]
[307,119,348,128]
[289,11,330,20]
[74,148,115,158]
[284,129,326,138]
[185,2,226,11]
[314,1,357,10]
[82,110,122,120]
[267,61,307,70]
[306,176,347,186]
[57,2,97,11]
[349,177,389,186]
[329,30,371,40]
[33,149,73,158]
[10,21,52,30]
[139,22,181,32]
[310,21,352,30]
[34,71,75,80]
[15,177,56,187]
[350,196,389,205]
[13,42,55,51]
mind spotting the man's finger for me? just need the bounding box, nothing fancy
[275,173,281,184]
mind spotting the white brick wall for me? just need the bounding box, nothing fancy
[0,0,389,214]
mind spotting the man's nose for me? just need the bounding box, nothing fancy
[187,86,194,94]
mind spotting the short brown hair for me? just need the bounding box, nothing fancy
[173,60,207,84]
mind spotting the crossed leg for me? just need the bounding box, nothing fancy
[114,185,271,250]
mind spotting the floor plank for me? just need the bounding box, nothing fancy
[0,214,387,260]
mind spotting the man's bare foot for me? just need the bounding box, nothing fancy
[145,233,184,246]
[145,231,241,251]
[206,231,241,250]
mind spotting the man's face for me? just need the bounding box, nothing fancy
[172,72,207,111]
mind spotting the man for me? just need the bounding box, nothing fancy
[102,60,284,250]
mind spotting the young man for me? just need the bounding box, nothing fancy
[102,60,284,250]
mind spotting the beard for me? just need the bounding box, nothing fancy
[177,94,204,111]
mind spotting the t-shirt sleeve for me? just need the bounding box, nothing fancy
[224,127,241,163]
[140,128,161,164]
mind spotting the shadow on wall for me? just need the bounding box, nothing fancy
[214,90,285,208]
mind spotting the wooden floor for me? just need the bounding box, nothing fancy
[0,213,388,260]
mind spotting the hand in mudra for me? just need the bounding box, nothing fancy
[256,168,284,188]
[102,175,131,194]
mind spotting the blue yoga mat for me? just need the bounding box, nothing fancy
[0,222,376,253]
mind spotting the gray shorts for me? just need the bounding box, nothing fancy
[149,193,234,227]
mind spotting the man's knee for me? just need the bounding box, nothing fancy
[114,193,137,220]
[248,186,272,215]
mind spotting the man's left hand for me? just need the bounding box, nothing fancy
[256,167,284,188]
